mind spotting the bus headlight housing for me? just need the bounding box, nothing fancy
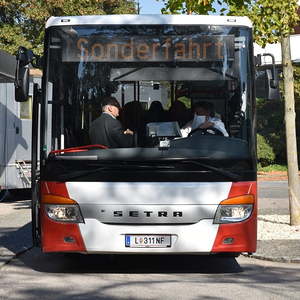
[214,204,253,224]
[213,195,254,224]
[45,204,84,223]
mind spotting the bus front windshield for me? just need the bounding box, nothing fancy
[44,24,255,172]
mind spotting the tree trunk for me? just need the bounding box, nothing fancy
[281,35,300,226]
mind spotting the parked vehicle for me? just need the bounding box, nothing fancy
[14,15,279,255]
[0,49,38,201]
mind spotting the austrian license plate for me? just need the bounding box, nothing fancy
[125,235,171,248]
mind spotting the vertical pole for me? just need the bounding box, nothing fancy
[60,105,64,149]
[31,83,40,245]
[281,35,300,226]
[137,0,140,14]
[121,84,125,107]
[171,82,175,104]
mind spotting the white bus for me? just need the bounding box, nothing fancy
[14,15,278,255]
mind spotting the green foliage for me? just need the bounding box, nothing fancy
[158,0,215,14]
[257,133,276,167]
[159,0,300,46]
[258,164,287,172]
[256,95,300,167]
[0,0,137,55]
[256,98,286,164]
[294,66,300,98]
[228,0,300,47]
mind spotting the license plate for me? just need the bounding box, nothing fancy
[125,235,171,248]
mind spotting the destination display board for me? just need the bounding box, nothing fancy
[62,35,235,62]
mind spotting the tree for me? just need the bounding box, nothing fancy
[229,1,300,226]
[0,0,137,55]
[159,0,215,14]
[159,0,300,225]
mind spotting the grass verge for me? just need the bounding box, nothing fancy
[258,164,288,172]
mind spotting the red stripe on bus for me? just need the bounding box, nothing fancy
[211,181,257,253]
[40,181,69,198]
[228,181,257,198]
[211,214,257,253]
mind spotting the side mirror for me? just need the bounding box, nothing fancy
[255,68,281,100]
[14,47,40,102]
[255,53,280,100]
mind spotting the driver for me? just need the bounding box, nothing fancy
[181,101,229,137]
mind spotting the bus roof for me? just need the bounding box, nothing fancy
[46,14,252,29]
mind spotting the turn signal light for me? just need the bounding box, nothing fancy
[219,194,254,205]
[42,194,77,204]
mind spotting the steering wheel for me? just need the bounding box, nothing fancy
[188,127,224,137]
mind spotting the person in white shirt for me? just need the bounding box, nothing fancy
[181,101,228,137]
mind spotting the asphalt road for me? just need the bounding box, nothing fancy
[258,181,289,215]
[1,249,300,299]
[1,181,298,300]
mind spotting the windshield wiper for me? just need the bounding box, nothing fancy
[54,159,241,182]
[177,160,241,181]
[57,166,106,181]
[56,163,174,181]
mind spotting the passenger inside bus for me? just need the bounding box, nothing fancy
[89,97,134,148]
[167,100,190,127]
[145,101,167,123]
[121,101,146,145]
[180,101,229,137]
[90,97,229,149]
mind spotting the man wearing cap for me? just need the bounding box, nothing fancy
[89,96,134,148]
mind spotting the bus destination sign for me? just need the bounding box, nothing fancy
[62,35,235,62]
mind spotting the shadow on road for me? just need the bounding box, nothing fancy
[18,248,243,274]
[0,189,32,202]
[0,223,32,254]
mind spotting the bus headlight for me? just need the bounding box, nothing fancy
[45,204,84,223]
[213,194,255,224]
[214,204,253,224]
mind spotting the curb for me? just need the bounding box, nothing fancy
[242,253,300,264]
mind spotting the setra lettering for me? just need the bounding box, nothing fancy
[113,210,183,217]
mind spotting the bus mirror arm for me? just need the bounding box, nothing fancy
[255,53,280,100]
[256,53,277,83]
[262,53,277,86]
